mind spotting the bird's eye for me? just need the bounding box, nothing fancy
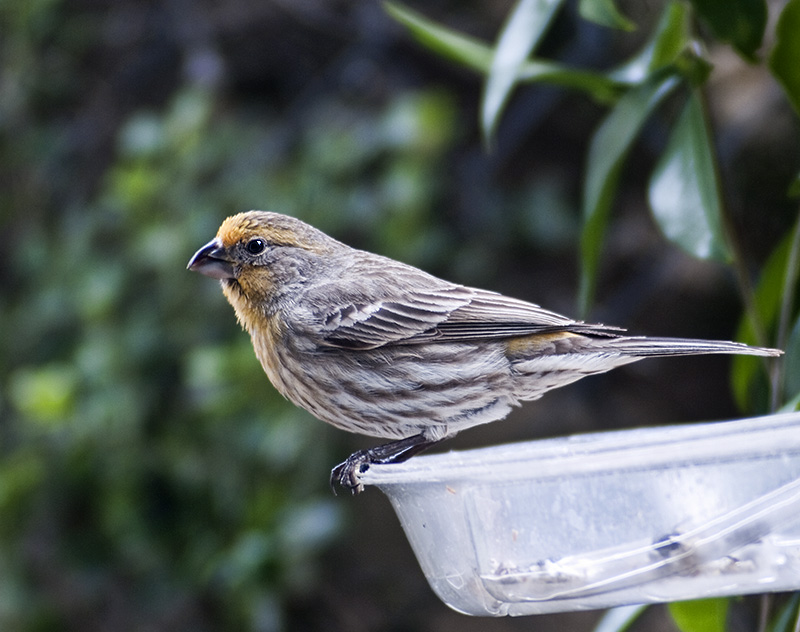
[245,238,266,255]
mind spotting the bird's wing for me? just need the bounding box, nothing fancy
[304,278,622,350]
[434,290,624,340]
[311,284,474,349]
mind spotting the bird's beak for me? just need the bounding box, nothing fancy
[187,238,236,280]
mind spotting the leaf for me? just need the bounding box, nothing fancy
[384,1,621,101]
[648,89,730,261]
[609,2,690,83]
[783,313,800,402]
[578,71,682,316]
[769,0,800,117]
[579,0,635,32]
[384,1,494,71]
[481,0,564,141]
[668,598,729,632]
[592,605,647,632]
[609,0,713,91]
[732,232,791,411]
[608,0,714,89]
[515,61,622,101]
[688,0,767,62]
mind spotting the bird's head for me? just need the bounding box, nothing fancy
[188,211,341,326]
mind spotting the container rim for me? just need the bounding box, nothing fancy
[360,412,800,487]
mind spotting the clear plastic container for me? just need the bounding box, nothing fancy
[360,412,800,616]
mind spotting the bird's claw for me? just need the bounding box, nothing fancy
[329,434,440,495]
[330,451,371,495]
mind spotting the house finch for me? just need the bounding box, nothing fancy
[188,211,781,493]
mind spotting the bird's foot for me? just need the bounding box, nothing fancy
[330,451,372,495]
[329,433,442,495]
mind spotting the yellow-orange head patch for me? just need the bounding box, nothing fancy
[216,211,335,254]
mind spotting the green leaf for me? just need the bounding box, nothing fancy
[769,0,800,117]
[610,0,712,88]
[384,1,621,101]
[648,89,730,261]
[482,0,564,141]
[783,313,800,402]
[515,61,623,101]
[578,71,682,316]
[688,0,767,62]
[732,232,791,410]
[609,1,691,83]
[668,598,729,632]
[384,1,494,71]
[579,0,635,32]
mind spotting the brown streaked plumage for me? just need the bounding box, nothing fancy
[188,211,783,493]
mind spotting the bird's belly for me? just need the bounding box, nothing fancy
[261,338,516,440]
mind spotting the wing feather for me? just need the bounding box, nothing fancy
[311,281,621,350]
[293,252,621,349]
[316,285,472,349]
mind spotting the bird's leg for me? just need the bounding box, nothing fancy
[330,433,442,495]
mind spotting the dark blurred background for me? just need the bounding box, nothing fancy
[0,1,797,630]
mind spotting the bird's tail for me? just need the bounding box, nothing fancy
[606,337,782,358]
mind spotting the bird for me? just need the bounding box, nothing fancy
[187,211,782,493]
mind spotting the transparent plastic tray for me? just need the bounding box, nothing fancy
[360,413,800,616]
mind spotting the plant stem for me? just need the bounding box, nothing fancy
[759,594,771,632]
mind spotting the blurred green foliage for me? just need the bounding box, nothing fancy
[770,0,800,119]
[0,0,798,631]
[0,1,463,627]
[668,598,729,632]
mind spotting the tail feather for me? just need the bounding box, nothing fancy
[607,337,782,358]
